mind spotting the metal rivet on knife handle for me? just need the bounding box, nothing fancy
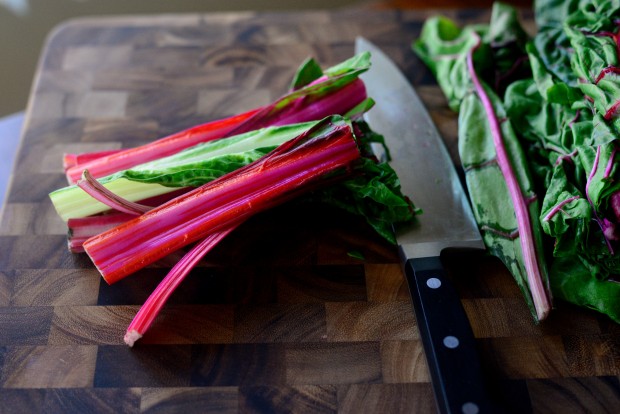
[462,402,480,414]
[443,335,460,349]
[426,277,442,289]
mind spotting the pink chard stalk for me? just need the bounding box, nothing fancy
[124,225,239,347]
[83,117,361,347]
[468,33,552,320]
[83,116,361,285]
[77,170,153,215]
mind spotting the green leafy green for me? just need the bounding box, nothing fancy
[415,2,551,321]
[313,155,418,244]
[290,57,324,90]
[415,0,620,323]
[109,122,313,187]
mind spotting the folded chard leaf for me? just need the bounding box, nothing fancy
[415,0,620,323]
[415,3,553,321]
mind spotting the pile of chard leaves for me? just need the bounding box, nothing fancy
[414,0,620,323]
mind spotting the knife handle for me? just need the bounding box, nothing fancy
[405,256,498,414]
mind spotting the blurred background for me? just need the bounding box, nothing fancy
[0,0,533,118]
[0,0,372,118]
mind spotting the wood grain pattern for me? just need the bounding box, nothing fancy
[0,7,618,413]
[1,345,97,388]
[143,387,238,414]
[337,383,435,414]
[380,340,430,383]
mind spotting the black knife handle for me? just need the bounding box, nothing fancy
[405,256,497,414]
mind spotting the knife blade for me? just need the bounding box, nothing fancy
[356,37,497,414]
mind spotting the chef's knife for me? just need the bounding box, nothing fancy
[356,37,497,414]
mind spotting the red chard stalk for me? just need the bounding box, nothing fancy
[83,116,361,284]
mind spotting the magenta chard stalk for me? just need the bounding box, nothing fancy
[467,33,552,320]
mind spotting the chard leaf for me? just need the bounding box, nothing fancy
[305,52,371,84]
[530,26,577,86]
[415,3,551,320]
[290,57,324,90]
[239,51,371,131]
[103,122,316,187]
[550,256,620,323]
[312,157,418,244]
[539,163,590,248]
[534,0,583,27]
[579,143,620,209]
[324,52,372,78]
[415,0,620,323]
[527,40,582,104]
[308,120,418,244]
[413,16,485,111]
[459,89,549,319]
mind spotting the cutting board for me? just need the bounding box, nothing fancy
[1,8,618,413]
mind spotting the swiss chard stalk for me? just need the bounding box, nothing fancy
[77,170,153,216]
[66,189,191,252]
[50,121,319,221]
[63,149,123,172]
[466,33,552,320]
[124,225,239,347]
[64,109,259,184]
[83,115,361,284]
[67,212,135,253]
